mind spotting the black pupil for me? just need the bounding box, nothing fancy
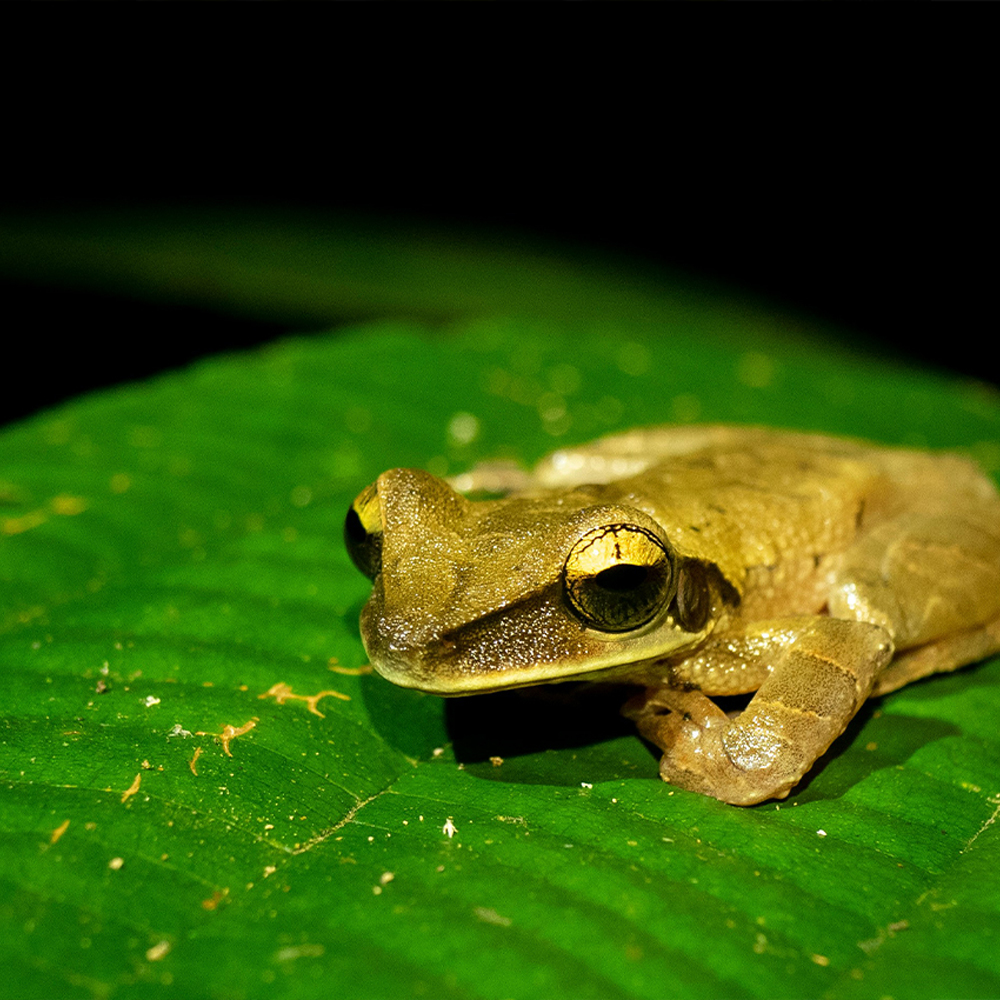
[595,564,648,592]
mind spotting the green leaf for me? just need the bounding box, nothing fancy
[3,243,1000,998]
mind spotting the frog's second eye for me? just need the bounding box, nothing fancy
[344,483,383,580]
[563,524,675,632]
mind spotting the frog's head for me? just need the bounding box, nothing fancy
[344,468,716,694]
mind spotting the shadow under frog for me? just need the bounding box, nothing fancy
[445,683,647,786]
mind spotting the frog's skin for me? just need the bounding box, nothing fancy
[345,425,1000,805]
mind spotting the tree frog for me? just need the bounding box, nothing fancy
[345,425,1000,805]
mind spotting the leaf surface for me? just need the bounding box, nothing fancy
[2,234,1000,999]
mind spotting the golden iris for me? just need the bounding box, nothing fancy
[563,523,675,632]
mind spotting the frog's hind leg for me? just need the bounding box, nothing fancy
[828,512,1000,687]
[872,614,1000,696]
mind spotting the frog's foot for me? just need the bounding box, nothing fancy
[624,618,894,806]
[623,687,758,802]
[624,687,806,805]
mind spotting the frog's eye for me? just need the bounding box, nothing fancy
[563,524,675,632]
[344,483,383,580]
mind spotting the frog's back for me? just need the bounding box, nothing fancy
[585,426,999,613]
[611,433,874,600]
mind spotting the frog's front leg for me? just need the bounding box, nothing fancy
[623,617,893,805]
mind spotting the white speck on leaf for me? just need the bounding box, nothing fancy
[146,941,171,962]
[448,412,480,446]
[474,907,511,927]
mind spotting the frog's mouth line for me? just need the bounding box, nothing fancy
[368,650,680,697]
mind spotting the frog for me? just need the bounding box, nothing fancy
[344,425,1000,805]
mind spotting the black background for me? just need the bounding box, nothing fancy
[3,97,994,429]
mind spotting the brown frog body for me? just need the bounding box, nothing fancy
[345,425,1000,804]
